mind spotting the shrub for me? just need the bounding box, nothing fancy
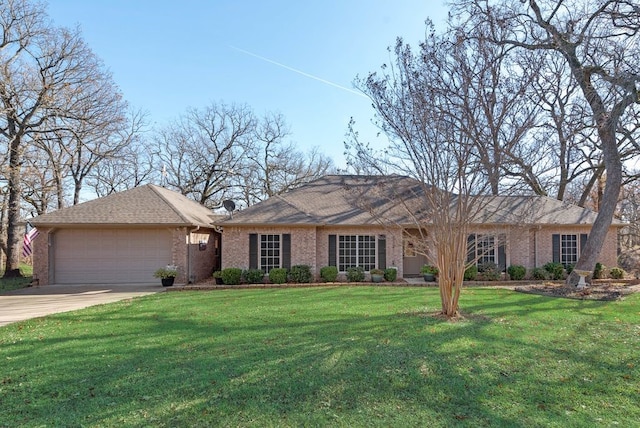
[346,266,365,282]
[543,262,565,280]
[221,268,242,285]
[478,262,501,281]
[593,262,605,279]
[268,268,288,284]
[154,266,177,279]
[566,264,574,275]
[420,265,438,275]
[531,267,549,280]
[243,268,264,284]
[289,265,312,283]
[464,265,478,281]
[507,264,526,281]
[384,267,397,282]
[610,267,624,279]
[320,266,338,282]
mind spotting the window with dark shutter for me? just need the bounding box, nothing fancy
[282,234,291,269]
[552,234,560,264]
[378,235,386,269]
[580,234,588,255]
[467,234,476,263]
[328,235,337,267]
[498,242,506,271]
[249,233,258,269]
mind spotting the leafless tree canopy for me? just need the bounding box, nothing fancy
[347,0,640,293]
[155,103,333,209]
[451,0,640,282]
[1,0,131,275]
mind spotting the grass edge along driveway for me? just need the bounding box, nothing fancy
[0,286,638,427]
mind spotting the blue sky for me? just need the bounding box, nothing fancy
[46,1,448,169]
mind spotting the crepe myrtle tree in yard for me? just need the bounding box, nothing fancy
[347,22,507,318]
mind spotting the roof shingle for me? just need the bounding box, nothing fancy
[32,185,216,227]
[220,175,623,227]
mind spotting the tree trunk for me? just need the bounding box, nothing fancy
[4,136,24,278]
[567,125,621,286]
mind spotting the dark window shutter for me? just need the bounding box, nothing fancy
[282,234,291,269]
[378,236,387,269]
[498,242,506,271]
[249,233,258,269]
[552,234,560,263]
[328,235,337,267]
[467,234,476,263]
[580,234,588,255]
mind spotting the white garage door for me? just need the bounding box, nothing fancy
[53,229,173,284]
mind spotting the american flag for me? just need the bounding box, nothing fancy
[22,223,39,257]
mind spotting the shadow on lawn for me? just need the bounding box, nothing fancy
[1,288,638,426]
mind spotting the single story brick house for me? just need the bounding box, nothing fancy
[29,175,622,285]
[31,184,221,285]
[219,175,622,279]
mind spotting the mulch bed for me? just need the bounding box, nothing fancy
[168,278,640,301]
[515,281,640,301]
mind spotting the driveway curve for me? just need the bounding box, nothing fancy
[0,284,163,327]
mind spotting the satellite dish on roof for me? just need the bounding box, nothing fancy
[222,200,236,218]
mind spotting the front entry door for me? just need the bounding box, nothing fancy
[402,239,428,277]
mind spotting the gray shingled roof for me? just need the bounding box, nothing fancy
[221,175,623,227]
[32,184,217,227]
[221,175,421,226]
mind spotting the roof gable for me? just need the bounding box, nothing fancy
[222,175,427,226]
[32,185,216,227]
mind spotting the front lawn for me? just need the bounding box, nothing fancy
[0,287,638,427]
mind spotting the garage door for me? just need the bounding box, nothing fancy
[53,229,173,284]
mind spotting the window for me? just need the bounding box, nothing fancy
[338,235,376,271]
[249,233,290,272]
[477,235,496,265]
[552,233,587,268]
[260,234,280,273]
[467,233,506,270]
[560,234,578,266]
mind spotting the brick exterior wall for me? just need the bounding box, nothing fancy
[222,226,318,272]
[316,226,404,278]
[534,226,619,268]
[222,225,404,280]
[187,229,220,283]
[32,227,51,286]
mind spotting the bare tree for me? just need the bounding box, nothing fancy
[242,112,334,205]
[1,0,108,276]
[351,25,494,318]
[45,66,131,205]
[87,111,156,197]
[155,102,255,207]
[21,142,58,214]
[455,0,640,284]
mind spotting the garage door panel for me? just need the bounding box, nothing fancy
[54,229,173,284]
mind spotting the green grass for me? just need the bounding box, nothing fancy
[0,263,33,293]
[0,286,638,427]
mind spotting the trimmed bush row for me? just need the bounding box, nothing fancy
[213,266,401,285]
[213,263,627,285]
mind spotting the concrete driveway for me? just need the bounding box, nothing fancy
[0,284,163,327]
